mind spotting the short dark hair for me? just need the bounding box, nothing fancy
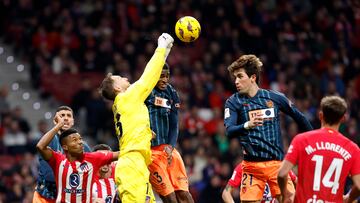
[56,106,73,114]
[320,96,347,125]
[227,54,263,84]
[163,63,169,72]
[59,128,78,145]
[99,73,116,101]
[93,144,112,151]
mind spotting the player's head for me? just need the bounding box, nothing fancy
[227,55,262,94]
[59,128,84,155]
[54,106,74,132]
[93,144,112,151]
[156,63,170,91]
[93,144,113,174]
[319,96,347,126]
[99,73,130,100]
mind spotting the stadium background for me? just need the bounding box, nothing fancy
[0,0,359,202]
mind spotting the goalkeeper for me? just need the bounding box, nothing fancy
[99,33,174,203]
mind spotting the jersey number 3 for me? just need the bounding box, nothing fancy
[311,155,343,194]
[115,113,123,138]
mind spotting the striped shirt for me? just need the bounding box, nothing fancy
[92,178,116,203]
[145,84,180,147]
[92,163,117,203]
[36,134,92,199]
[224,89,312,161]
[48,151,113,203]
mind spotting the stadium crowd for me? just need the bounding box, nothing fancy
[0,0,360,202]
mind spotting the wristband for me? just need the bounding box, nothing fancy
[244,121,250,130]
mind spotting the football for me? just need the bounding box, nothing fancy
[175,16,201,43]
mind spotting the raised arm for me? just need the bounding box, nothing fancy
[36,114,65,161]
[130,33,174,102]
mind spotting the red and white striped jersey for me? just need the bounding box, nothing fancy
[48,151,113,203]
[92,177,117,203]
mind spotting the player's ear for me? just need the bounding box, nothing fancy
[340,115,346,123]
[62,144,68,151]
[250,74,257,83]
[318,111,323,121]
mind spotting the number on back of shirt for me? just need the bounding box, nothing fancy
[115,113,123,138]
[311,155,343,194]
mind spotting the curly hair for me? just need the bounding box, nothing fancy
[227,54,263,85]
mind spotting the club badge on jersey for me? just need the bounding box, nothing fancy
[262,184,276,203]
[105,195,112,203]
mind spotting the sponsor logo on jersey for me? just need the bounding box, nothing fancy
[69,173,80,188]
[224,108,230,119]
[154,97,171,109]
[248,108,275,119]
[307,195,327,203]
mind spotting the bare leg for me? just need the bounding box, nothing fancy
[175,190,194,203]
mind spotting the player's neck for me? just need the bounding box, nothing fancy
[247,85,259,97]
[321,123,340,132]
[66,152,83,162]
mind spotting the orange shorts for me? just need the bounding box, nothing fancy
[240,160,295,201]
[32,191,56,203]
[148,145,189,196]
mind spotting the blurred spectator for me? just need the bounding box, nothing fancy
[71,77,92,115]
[29,119,48,142]
[0,86,10,114]
[12,106,31,135]
[3,119,28,155]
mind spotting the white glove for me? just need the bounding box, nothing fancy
[157,33,174,59]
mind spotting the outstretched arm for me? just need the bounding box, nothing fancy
[130,33,174,102]
[112,151,120,161]
[36,114,65,161]
[273,91,313,132]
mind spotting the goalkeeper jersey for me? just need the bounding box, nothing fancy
[112,47,166,165]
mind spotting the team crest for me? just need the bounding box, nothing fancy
[266,100,273,108]
[242,186,247,194]
[80,163,90,172]
[105,196,112,203]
